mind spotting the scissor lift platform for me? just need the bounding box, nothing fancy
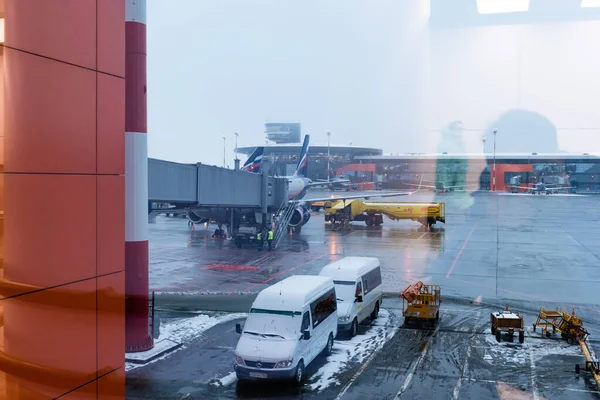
[532,307,562,337]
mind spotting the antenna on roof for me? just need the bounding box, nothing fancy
[279,281,283,295]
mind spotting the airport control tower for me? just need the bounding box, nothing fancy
[265,123,301,144]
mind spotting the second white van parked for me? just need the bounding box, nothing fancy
[319,256,383,337]
[233,275,338,385]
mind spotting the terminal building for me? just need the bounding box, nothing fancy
[354,153,600,193]
[237,123,382,182]
[238,124,600,194]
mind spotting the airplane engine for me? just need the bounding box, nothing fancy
[288,206,311,227]
[186,210,209,225]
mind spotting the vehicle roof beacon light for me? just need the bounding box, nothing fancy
[476,0,530,14]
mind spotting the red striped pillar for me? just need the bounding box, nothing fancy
[125,0,153,352]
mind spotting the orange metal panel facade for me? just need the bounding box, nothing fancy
[97,73,126,175]
[3,174,97,296]
[97,272,125,373]
[4,280,97,398]
[61,380,98,400]
[97,176,125,276]
[3,49,97,174]
[97,0,125,78]
[4,0,96,69]
[98,368,125,400]
[1,0,126,398]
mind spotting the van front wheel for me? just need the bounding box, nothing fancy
[294,360,305,386]
[323,333,334,357]
[371,302,380,320]
[350,318,358,338]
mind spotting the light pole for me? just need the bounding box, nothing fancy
[492,129,497,191]
[482,136,487,190]
[234,132,239,162]
[327,131,331,182]
[222,135,226,168]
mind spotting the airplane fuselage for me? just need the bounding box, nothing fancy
[287,176,311,200]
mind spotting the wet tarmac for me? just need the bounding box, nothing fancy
[149,191,600,305]
[131,191,600,399]
[127,298,600,400]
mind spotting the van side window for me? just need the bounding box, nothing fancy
[355,281,362,297]
[301,311,310,332]
[310,288,337,328]
[362,267,382,295]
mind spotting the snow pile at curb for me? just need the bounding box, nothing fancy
[309,309,399,391]
[154,291,259,296]
[126,312,247,371]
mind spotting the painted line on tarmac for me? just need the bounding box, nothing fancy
[333,318,400,400]
[447,275,600,314]
[529,346,540,400]
[244,252,330,291]
[445,224,477,278]
[464,378,599,395]
[394,325,441,399]
[451,311,481,400]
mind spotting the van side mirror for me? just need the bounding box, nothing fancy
[355,295,363,303]
[235,323,242,334]
[303,330,311,340]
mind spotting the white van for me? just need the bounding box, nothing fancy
[319,256,383,337]
[233,275,338,385]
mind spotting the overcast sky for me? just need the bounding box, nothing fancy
[146,0,431,166]
[146,1,600,166]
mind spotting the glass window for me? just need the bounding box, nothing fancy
[301,311,310,331]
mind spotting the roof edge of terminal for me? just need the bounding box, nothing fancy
[356,152,600,160]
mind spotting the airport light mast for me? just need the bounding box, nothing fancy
[222,135,226,168]
[234,132,239,168]
[327,131,331,182]
[493,129,497,191]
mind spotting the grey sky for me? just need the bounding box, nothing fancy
[146,1,599,166]
[147,0,430,166]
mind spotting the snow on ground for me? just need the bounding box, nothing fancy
[126,312,247,371]
[154,291,259,296]
[308,309,399,391]
[157,312,247,344]
[483,334,581,366]
[208,371,238,387]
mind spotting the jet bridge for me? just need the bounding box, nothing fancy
[148,158,288,209]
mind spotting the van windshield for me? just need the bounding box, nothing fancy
[249,309,302,317]
[245,308,303,339]
[333,280,357,301]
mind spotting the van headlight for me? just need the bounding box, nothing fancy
[274,359,293,369]
[338,315,350,322]
[235,356,245,366]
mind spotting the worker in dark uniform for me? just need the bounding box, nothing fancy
[256,229,263,251]
[267,228,274,251]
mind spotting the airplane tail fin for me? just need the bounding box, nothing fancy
[292,134,310,177]
[241,146,264,173]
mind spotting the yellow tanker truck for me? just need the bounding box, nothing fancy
[323,199,446,228]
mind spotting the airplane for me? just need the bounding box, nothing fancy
[506,176,575,195]
[241,134,419,232]
[240,146,263,173]
[186,134,419,233]
[310,168,359,191]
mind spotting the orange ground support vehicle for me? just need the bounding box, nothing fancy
[399,281,441,327]
[491,305,525,343]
